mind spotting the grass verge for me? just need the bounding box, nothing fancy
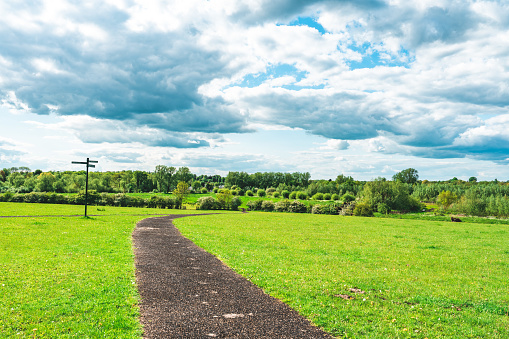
[175,212,509,338]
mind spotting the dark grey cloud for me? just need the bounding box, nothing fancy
[232,0,386,25]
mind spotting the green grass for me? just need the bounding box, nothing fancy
[0,202,208,338]
[174,212,509,338]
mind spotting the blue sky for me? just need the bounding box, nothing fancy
[1,0,509,180]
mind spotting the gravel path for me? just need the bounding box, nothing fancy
[133,215,333,339]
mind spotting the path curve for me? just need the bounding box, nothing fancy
[133,215,333,339]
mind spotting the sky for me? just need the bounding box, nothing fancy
[1,0,509,181]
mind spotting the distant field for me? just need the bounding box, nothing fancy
[0,203,206,338]
[175,212,509,338]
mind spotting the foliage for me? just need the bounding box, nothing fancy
[289,191,297,199]
[246,190,254,196]
[323,193,331,200]
[331,193,340,201]
[437,190,458,210]
[353,202,374,217]
[173,181,190,208]
[341,192,355,203]
[200,187,208,194]
[217,189,234,209]
[273,192,280,198]
[392,168,419,184]
[246,199,263,211]
[296,191,308,200]
[362,179,421,212]
[281,190,290,198]
[196,196,220,210]
[257,189,266,197]
[261,200,275,212]
[230,196,242,211]
[312,193,324,200]
[377,203,391,215]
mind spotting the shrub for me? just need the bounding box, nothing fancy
[231,190,238,196]
[311,204,324,214]
[273,192,280,198]
[275,199,292,212]
[289,191,297,199]
[341,193,356,203]
[377,203,391,215]
[237,189,245,196]
[261,200,275,212]
[354,202,374,217]
[297,191,308,200]
[288,200,307,213]
[230,197,242,211]
[266,188,276,195]
[323,193,332,200]
[114,193,130,207]
[281,190,290,198]
[0,192,14,202]
[312,193,324,200]
[246,190,254,197]
[257,189,266,197]
[196,196,220,210]
[331,193,340,201]
[200,187,208,194]
[247,199,263,211]
[321,202,343,215]
[11,194,25,202]
[213,187,219,193]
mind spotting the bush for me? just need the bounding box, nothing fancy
[231,190,238,196]
[246,190,254,197]
[275,199,292,212]
[288,200,307,213]
[261,200,275,212]
[297,191,308,200]
[377,203,391,215]
[266,188,276,195]
[230,197,242,211]
[323,193,332,200]
[196,196,220,210]
[311,204,324,214]
[273,192,280,198]
[213,187,219,193]
[341,193,356,203]
[281,190,290,199]
[200,187,208,194]
[114,193,130,207]
[289,191,297,199]
[0,192,14,202]
[257,189,266,197]
[100,193,115,206]
[247,199,263,211]
[312,193,324,200]
[331,193,340,201]
[354,202,374,217]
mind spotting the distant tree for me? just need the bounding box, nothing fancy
[154,165,176,193]
[216,189,233,209]
[174,167,193,184]
[192,180,202,192]
[468,176,477,183]
[173,181,190,208]
[36,172,56,192]
[437,190,458,210]
[392,168,419,184]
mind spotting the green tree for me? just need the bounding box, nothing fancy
[154,165,176,193]
[469,176,478,183]
[174,167,193,184]
[216,189,233,209]
[392,168,419,184]
[36,172,56,192]
[437,190,458,210]
[173,181,190,208]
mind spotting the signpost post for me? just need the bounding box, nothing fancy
[71,158,98,217]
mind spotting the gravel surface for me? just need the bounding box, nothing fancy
[133,215,333,339]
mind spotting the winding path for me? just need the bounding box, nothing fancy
[133,215,333,338]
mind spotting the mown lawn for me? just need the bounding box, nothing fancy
[175,212,509,338]
[0,203,204,338]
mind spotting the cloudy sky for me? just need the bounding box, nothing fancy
[1,0,508,180]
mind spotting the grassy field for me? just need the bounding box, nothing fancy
[0,203,205,338]
[175,212,509,338]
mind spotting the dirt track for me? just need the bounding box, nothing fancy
[133,215,333,338]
